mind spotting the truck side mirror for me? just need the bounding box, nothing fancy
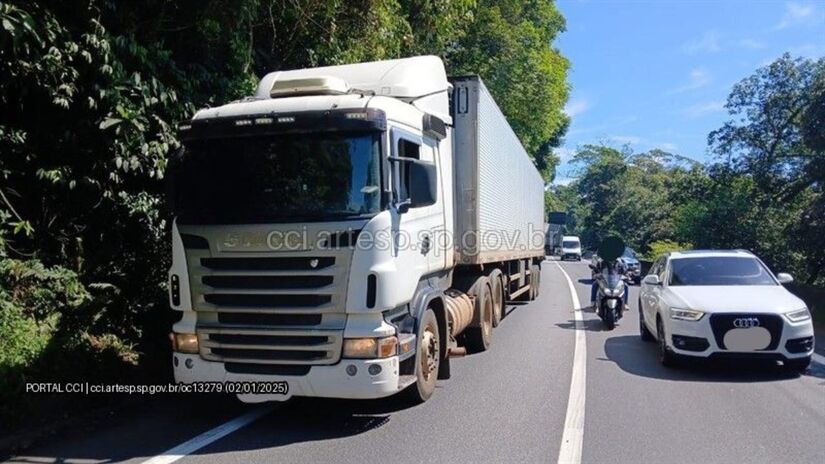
[408,161,437,208]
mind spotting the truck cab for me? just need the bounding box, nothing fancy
[166,56,544,404]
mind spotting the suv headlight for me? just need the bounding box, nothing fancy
[784,308,811,323]
[670,308,704,321]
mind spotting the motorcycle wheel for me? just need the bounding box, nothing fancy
[602,303,616,330]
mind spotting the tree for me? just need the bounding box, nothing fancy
[0,0,573,426]
[709,54,825,283]
[448,0,570,178]
[709,53,825,198]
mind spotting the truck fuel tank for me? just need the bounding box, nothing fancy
[444,289,474,338]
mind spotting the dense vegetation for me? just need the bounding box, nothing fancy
[0,0,569,426]
[551,54,825,286]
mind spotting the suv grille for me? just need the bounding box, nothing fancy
[709,313,783,351]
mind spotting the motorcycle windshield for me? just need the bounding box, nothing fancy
[605,271,623,289]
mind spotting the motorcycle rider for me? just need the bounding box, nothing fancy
[590,257,629,310]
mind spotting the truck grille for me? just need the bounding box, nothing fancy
[183,238,354,367]
[709,313,783,351]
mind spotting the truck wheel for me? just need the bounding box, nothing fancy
[465,278,493,353]
[489,270,504,327]
[532,263,541,299]
[404,308,440,403]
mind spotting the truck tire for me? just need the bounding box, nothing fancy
[465,277,493,353]
[404,308,440,403]
[489,269,505,327]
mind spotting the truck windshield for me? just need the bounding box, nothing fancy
[172,133,382,224]
[563,241,579,248]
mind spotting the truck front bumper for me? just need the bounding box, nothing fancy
[173,353,401,402]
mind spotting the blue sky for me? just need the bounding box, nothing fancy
[553,0,825,184]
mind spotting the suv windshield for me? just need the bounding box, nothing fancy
[563,241,579,248]
[172,133,382,224]
[669,257,776,286]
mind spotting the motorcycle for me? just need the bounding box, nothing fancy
[593,263,627,330]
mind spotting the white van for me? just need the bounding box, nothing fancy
[561,236,582,261]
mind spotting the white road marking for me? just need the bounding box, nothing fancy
[812,351,825,366]
[555,262,586,464]
[140,406,273,464]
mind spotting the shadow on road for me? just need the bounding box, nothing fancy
[556,316,610,332]
[601,334,825,382]
[3,391,422,463]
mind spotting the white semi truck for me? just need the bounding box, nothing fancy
[167,56,545,403]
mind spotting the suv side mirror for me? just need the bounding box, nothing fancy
[643,274,661,286]
[776,273,793,284]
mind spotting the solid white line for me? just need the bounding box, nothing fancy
[555,262,586,464]
[140,406,274,464]
[812,351,825,366]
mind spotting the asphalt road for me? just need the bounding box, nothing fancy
[4,260,825,464]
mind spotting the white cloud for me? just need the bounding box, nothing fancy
[682,31,721,55]
[789,42,825,58]
[555,147,576,163]
[776,2,817,29]
[738,38,766,49]
[668,68,712,94]
[685,100,726,118]
[608,135,643,145]
[553,177,575,187]
[568,115,638,136]
[564,98,591,118]
[659,142,679,152]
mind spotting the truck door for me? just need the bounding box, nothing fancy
[391,129,445,276]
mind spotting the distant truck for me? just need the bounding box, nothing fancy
[167,56,545,403]
[545,211,566,255]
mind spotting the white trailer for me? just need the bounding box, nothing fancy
[167,56,546,403]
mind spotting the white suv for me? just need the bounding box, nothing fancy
[638,250,814,371]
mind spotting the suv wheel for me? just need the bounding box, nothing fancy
[657,317,679,367]
[639,300,654,342]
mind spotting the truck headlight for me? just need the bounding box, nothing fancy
[343,336,397,359]
[670,308,704,321]
[784,308,811,323]
[170,333,199,354]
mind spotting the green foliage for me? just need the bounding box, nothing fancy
[642,240,692,262]
[565,144,688,251]
[0,257,143,425]
[448,0,570,178]
[555,54,824,285]
[709,54,824,196]
[709,54,825,283]
[0,0,571,426]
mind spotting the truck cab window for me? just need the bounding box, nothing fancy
[397,138,420,201]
